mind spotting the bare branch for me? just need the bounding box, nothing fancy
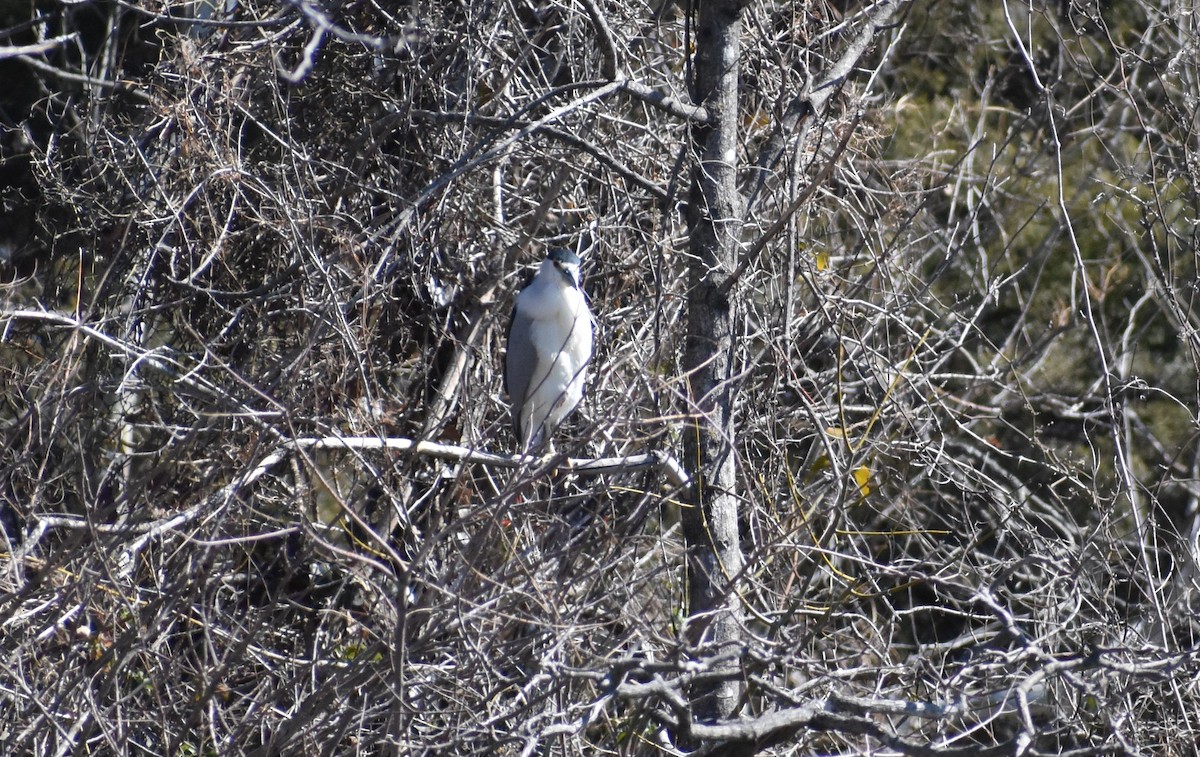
[580,0,709,123]
[747,0,906,210]
[243,435,691,489]
[719,109,861,297]
[410,109,668,200]
[0,33,77,60]
[618,78,709,124]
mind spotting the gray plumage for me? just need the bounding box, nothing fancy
[505,249,594,451]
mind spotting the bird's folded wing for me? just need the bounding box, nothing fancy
[504,305,541,431]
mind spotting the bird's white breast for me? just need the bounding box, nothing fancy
[513,274,593,444]
[520,280,591,374]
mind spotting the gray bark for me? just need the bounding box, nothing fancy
[681,0,748,723]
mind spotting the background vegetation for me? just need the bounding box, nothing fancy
[1,0,1198,753]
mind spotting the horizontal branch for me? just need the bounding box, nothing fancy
[0,33,77,60]
[684,700,1014,757]
[617,78,708,123]
[19,434,688,578]
[615,683,1012,757]
[256,435,690,489]
[14,54,152,101]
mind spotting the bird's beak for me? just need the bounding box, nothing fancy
[554,262,579,287]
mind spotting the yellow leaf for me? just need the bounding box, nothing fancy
[815,249,829,271]
[801,454,830,485]
[852,466,871,497]
[744,108,771,131]
[825,427,848,439]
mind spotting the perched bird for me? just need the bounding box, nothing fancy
[505,248,594,452]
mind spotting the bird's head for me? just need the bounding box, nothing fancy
[544,248,583,289]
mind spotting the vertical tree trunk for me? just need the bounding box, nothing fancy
[682,0,746,724]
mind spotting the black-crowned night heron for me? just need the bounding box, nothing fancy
[505,248,594,452]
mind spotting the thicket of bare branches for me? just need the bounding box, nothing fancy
[2,0,1198,754]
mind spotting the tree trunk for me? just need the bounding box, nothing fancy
[682,0,746,724]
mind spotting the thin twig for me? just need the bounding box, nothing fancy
[0,33,77,60]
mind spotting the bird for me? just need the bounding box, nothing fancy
[505,248,594,452]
